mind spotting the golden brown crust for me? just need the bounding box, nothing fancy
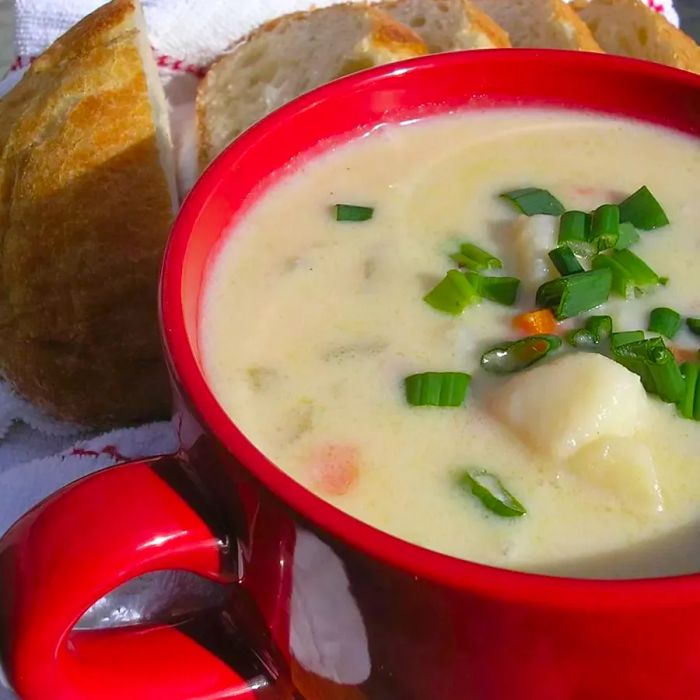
[552,0,602,51]
[574,0,700,72]
[196,4,427,170]
[366,6,429,55]
[463,0,512,48]
[0,0,175,426]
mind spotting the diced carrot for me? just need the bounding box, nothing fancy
[513,309,558,336]
[670,346,698,364]
[309,444,359,496]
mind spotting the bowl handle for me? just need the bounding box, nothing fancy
[0,456,279,699]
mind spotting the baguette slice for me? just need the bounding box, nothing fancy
[197,4,428,169]
[573,0,700,73]
[0,0,177,426]
[378,0,511,52]
[473,0,601,50]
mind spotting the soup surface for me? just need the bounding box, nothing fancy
[201,109,700,579]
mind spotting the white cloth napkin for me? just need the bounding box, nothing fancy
[0,0,681,695]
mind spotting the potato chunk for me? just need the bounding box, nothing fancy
[567,438,663,514]
[489,353,649,459]
[512,214,558,288]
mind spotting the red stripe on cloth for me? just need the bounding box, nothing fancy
[9,49,207,77]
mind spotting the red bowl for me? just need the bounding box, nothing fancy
[3,50,700,700]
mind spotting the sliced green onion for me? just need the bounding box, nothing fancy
[613,337,685,403]
[679,363,699,420]
[587,315,613,342]
[481,335,562,374]
[611,330,645,349]
[613,249,661,287]
[500,188,565,216]
[465,273,520,306]
[458,470,526,518]
[558,210,591,246]
[404,372,471,407]
[647,342,686,403]
[687,318,700,337]
[569,315,614,347]
[335,204,374,221]
[535,268,612,321]
[648,307,682,340]
[548,245,584,276]
[424,270,478,315]
[567,328,596,348]
[591,254,634,298]
[618,186,669,230]
[614,222,640,251]
[451,243,502,271]
[592,249,662,298]
[590,204,620,251]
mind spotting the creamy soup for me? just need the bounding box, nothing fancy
[201,109,700,579]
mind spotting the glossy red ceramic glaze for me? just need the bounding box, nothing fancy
[3,50,700,700]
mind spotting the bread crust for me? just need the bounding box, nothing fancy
[553,0,602,51]
[196,4,427,169]
[573,0,700,72]
[463,1,512,48]
[0,0,175,426]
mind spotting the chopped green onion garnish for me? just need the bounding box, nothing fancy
[569,315,614,347]
[558,210,591,245]
[614,222,640,251]
[613,249,661,286]
[535,268,612,321]
[404,372,471,407]
[548,245,584,276]
[687,318,700,337]
[611,330,645,349]
[424,270,478,315]
[593,249,662,297]
[465,273,520,306]
[587,315,613,342]
[335,204,374,221]
[591,254,634,298]
[618,186,669,230]
[613,337,685,403]
[458,470,526,518]
[648,307,682,340]
[481,335,562,374]
[451,243,502,271]
[679,363,699,420]
[567,328,595,348]
[500,188,565,216]
[590,204,620,251]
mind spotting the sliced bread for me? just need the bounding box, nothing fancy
[473,0,601,50]
[0,0,177,426]
[197,4,428,168]
[378,0,511,52]
[573,0,700,73]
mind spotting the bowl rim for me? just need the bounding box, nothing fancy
[162,48,700,609]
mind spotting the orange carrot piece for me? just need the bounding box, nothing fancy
[310,444,359,496]
[513,309,558,336]
[670,346,698,364]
